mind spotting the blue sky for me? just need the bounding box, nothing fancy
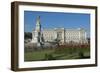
[24,11,90,37]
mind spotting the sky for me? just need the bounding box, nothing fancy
[24,11,90,37]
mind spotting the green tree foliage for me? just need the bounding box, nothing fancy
[24,32,32,39]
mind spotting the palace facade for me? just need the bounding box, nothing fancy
[31,16,88,45]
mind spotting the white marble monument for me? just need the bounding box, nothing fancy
[31,16,44,46]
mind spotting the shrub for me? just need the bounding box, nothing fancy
[78,51,84,58]
[44,54,56,60]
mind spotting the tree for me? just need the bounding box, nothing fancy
[54,38,60,46]
[24,32,32,39]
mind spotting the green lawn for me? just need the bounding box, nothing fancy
[24,49,54,61]
[24,48,90,61]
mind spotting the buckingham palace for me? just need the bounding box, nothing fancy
[31,16,88,46]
